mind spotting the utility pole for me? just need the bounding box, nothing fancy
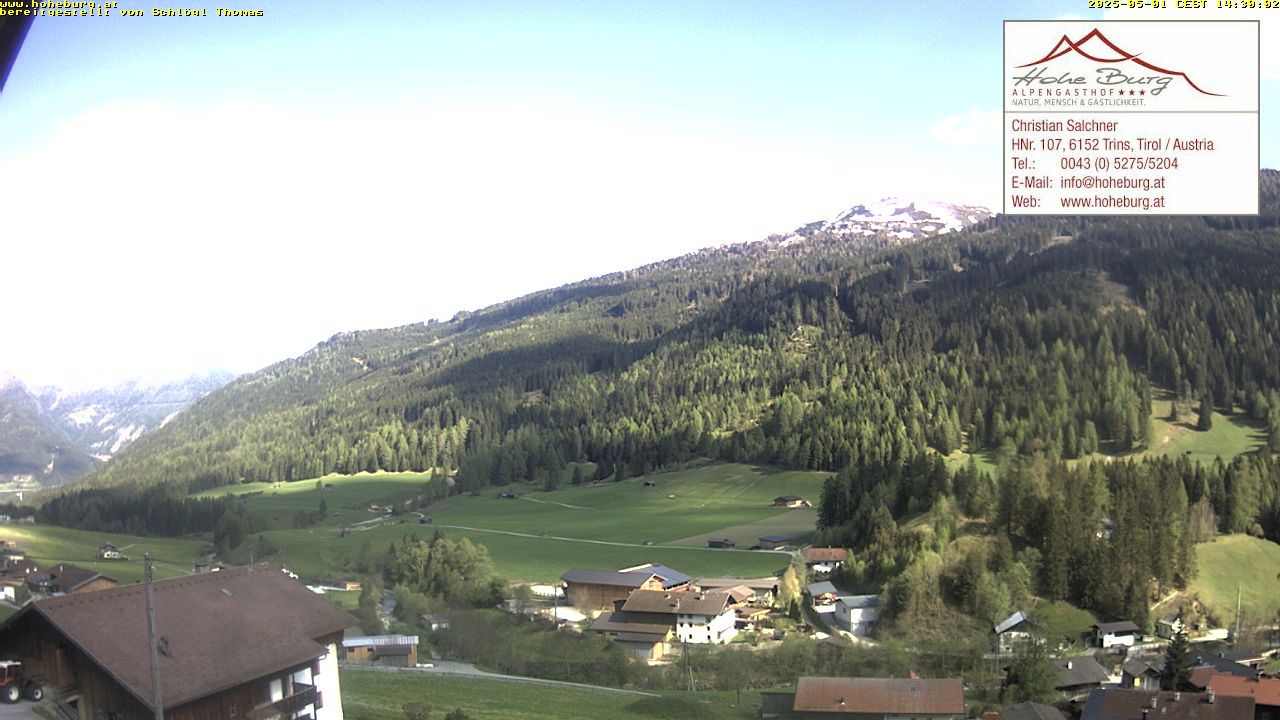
[145,554,164,720]
[1233,583,1242,644]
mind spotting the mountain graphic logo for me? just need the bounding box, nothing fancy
[1018,27,1222,96]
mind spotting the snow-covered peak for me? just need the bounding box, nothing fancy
[774,197,993,246]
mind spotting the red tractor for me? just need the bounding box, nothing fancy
[0,660,43,703]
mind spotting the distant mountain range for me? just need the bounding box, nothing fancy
[0,370,232,487]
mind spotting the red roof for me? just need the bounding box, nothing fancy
[806,547,848,563]
[1209,676,1280,707]
[794,677,964,715]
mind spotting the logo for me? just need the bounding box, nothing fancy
[1013,28,1222,97]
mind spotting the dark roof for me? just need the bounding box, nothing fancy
[995,610,1030,634]
[1095,621,1140,635]
[793,677,964,715]
[1191,652,1260,679]
[561,569,656,588]
[1081,689,1254,720]
[631,564,691,589]
[621,589,731,616]
[1123,658,1162,678]
[5,564,356,711]
[807,581,838,596]
[589,612,673,639]
[49,563,114,594]
[1053,655,1111,690]
[1002,701,1068,720]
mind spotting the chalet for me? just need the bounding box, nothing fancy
[47,563,117,595]
[341,633,419,667]
[1156,614,1185,640]
[1053,655,1111,698]
[773,496,812,508]
[1001,702,1068,720]
[588,611,674,660]
[707,538,737,549]
[1208,676,1280,720]
[562,569,665,611]
[805,547,847,574]
[994,611,1036,654]
[759,535,792,550]
[783,677,965,719]
[1081,689,1254,720]
[834,595,880,636]
[621,589,737,644]
[96,543,125,560]
[0,564,356,720]
[1121,658,1163,690]
[1094,621,1140,649]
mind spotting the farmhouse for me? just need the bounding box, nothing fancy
[97,543,125,560]
[1094,620,1140,649]
[781,677,965,719]
[621,589,737,644]
[620,563,691,591]
[562,567,683,611]
[773,495,812,508]
[588,612,674,660]
[805,547,847,573]
[994,610,1036,654]
[0,563,356,720]
[693,577,777,605]
[341,633,419,667]
[1156,614,1185,640]
[29,563,118,596]
[1081,689,1254,720]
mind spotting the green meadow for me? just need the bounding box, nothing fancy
[0,524,208,583]
[205,464,827,583]
[1190,534,1280,626]
[339,669,753,720]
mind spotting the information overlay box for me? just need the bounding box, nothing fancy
[1003,21,1258,216]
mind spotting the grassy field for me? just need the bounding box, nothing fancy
[339,669,754,720]
[1139,400,1265,463]
[1032,600,1098,649]
[1190,534,1280,625]
[0,524,208,582]
[211,464,826,583]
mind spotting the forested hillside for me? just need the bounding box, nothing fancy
[74,172,1280,498]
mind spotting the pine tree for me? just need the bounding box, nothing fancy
[1160,623,1193,691]
[1198,392,1214,432]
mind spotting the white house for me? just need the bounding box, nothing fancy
[995,610,1036,654]
[621,589,737,644]
[835,595,880,636]
[1094,620,1140,649]
[1155,614,1185,640]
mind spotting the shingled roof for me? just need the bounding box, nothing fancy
[1082,689,1254,720]
[621,589,731,616]
[2,564,355,712]
[793,677,964,715]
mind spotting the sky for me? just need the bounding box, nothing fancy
[0,0,1275,388]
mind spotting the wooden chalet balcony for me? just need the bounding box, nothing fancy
[246,684,321,720]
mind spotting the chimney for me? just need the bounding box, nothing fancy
[1067,661,1074,670]
[1206,689,1216,704]
[1174,692,1181,702]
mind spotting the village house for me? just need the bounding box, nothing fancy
[1082,689,1254,720]
[692,577,777,605]
[807,580,839,607]
[994,611,1037,654]
[773,496,812,508]
[1156,614,1185,640]
[804,547,847,574]
[1052,655,1111,699]
[1208,675,1280,720]
[834,595,880,636]
[1121,657,1163,690]
[1094,621,1140,649]
[341,633,419,667]
[561,564,689,612]
[1000,702,1068,720]
[26,563,117,596]
[96,543,125,560]
[767,677,965,719]
[1190,652,1261,689]
[588,612,674,660]
[620,589,737,644]
[0,563,356,720]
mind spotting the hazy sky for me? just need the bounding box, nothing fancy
[1,1,1275,388]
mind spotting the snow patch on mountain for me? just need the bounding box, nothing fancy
[775,197,993,246]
